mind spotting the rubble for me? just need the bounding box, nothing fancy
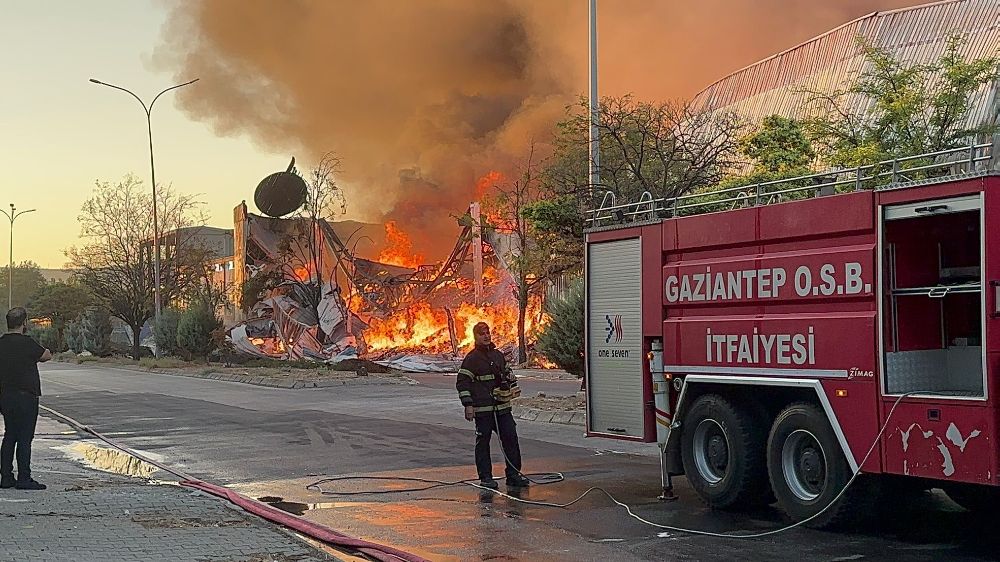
[226,185,547,370]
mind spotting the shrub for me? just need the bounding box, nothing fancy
[80,307,113,357]
[28,324,66,353]
[535,278,584,378]
[154,308,183,358]
[177,300,222,360]
[65,318,83,353]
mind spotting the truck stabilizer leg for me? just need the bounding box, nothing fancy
[658,447,678,501]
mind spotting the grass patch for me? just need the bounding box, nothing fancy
[138,357,189,369]
[234,358,322,369]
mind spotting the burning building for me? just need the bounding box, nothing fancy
[221,168,545,370]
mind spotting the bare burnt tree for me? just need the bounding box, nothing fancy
[487,145,576,365]
[67,175,211,359]
[275,152,347,343]
[545,95,745,202]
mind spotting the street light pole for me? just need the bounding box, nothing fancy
[589,0,600,197]
[0,204,37,310]
[89,77,198,352]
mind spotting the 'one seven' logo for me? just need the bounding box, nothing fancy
[605,314,623,344]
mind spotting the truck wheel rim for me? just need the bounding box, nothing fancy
[781,429,826,501]
[693,419,729,484]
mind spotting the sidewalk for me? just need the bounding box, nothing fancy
[0,415,337,562]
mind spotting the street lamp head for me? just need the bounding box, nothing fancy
[89,78,103,84]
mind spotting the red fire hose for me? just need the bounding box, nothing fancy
[39,405,429,562]
[180,480,430,562]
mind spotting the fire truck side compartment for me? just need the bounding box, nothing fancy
[661,191,879,471]
[876,178,998,485]
[586,174,1000,487]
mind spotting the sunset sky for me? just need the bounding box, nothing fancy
[2,0,283,268]
[1,0,918,269]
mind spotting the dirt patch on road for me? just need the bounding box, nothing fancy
[514,394,585,412]
[67,442,160,479]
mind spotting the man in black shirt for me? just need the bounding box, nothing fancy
[0,307,52,490]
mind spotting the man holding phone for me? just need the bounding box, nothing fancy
[0,307,52,490]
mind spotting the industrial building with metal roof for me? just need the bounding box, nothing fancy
[691,0,1000,130]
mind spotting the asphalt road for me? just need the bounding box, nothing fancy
[37,362,1000,562]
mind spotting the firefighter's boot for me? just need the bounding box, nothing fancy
[506,474,530,488]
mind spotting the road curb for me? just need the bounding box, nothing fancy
[512,405,585,426]
[59,360,418,389]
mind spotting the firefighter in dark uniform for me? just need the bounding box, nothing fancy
[456,322,530,489]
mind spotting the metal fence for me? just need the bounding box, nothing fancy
[586,141,998,228]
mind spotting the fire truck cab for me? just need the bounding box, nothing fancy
[584,143,1000,526]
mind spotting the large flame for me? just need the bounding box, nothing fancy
[377,220,425,269]
[475,170,503,200]
[363,297,545,355]
[359,207,549,361]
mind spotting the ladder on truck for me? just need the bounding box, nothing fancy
[586,141,1000,229]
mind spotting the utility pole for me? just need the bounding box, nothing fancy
[0,204,36,310]
[589,0,600,197]
[90,77,198,355]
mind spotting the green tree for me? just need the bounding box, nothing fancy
[700,115,817,210]
[740,115,815,175]
[535,278,584,379]
[154,308,184,357]
[806,37,1000,168]
[521,195,584,277]
[26,281,92,349]
[0,261,46,314]
[65,317,83,353]
[79,306,113,357]
[67,175,211,359]
[177,297,222,361]
[28,324,65,353]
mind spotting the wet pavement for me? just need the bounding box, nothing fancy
[409,372,582,397]
[37,362,1000,561]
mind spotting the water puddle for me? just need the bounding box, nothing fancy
[256,495,351,515]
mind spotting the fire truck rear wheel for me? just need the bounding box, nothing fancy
[767,402,859,527]
[680,394,769,509]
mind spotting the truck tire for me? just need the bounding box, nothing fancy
[680,394,769,509]
[944,483,1000,513]
[767,402,866,528]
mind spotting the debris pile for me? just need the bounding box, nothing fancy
[227,200,545,369]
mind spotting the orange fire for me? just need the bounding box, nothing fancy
[357,204,553,364]
[377,221,425,269]
[475,170,503,200]
[363,295,545,356]
[535,355,559,369]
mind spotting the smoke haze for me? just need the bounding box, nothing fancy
[156,0,917,256]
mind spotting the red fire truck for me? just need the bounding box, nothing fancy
[584,142,1000,526]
